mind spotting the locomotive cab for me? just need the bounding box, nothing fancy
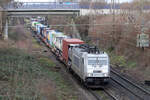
[84,53,110,85]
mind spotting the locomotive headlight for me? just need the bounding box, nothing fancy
[87,73,93,77]
[102,66,109,73]
[104,73,108,77]
[103,70,108,73]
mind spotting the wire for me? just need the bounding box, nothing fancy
[0,23,146,27]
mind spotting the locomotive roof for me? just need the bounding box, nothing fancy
[73,44,103,54]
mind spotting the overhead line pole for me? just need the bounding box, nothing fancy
[140,0,144,33]
[111,0,116,48]
[113,0,115,24]
[140,0,145,51]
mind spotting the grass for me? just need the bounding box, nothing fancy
[0,47,78,100]
[38,57,78,100]
[0,47,44,99]
[32,38,41,49]
[39,57,56,67]
[97,91,109,100]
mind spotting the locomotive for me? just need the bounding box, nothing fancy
[68,44,110,86]
[31,20,110,87]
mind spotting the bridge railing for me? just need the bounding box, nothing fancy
[7,2,80,10]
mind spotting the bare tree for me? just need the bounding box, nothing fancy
[0,0,11,6]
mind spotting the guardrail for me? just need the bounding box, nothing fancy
[6,2,80,10]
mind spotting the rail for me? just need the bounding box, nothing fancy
[103,89,119,100]
[89,90,102,100]
[111,69,150,100]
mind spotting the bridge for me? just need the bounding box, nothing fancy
[6,2,80,16]
[2,2,80,39]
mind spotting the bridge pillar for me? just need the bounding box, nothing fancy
[4,18,8,40]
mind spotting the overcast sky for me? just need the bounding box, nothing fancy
[14,0,132,3]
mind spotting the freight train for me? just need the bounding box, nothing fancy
[31,20,110,88]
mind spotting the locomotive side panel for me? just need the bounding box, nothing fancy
[71,51,85,80]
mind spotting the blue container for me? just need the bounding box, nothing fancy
[36,24,46,36]
[40,25,47,37]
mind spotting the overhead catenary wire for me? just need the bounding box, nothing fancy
[97,34,150,57]
[0,23,147,27]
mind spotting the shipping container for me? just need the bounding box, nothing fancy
[43,28,50,38]
[39,25,47,37]
[52,32,63,47]
[62,39,84,62]
[46,29,51,43]
[36,24,42,35]
[54,33,68,51]
[50,31,61,47]
[40,27,49,38]
[46,30,51,42]
[31,21,40,28]
[46,30,57,46]
[32,21,40,31]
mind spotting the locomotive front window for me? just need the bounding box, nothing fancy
[88,57,107,66]
[88,60,96,65]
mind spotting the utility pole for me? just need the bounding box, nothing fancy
[4,17,8,40]
[89,0,98,46]
[118,0,120,14]
[112,0,115,24]
[141,0,144,51]
[111,0,113,13]
[140,0,144,33]
[110,0,115,23]
[112,0,116,47]
[89,0,93,41]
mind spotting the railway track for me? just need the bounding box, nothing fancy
[31,31,125,100]
[88,90,103,100]
[103,89,119,100]
[110,68,150,100]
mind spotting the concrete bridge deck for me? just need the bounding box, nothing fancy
[5,2,80,16]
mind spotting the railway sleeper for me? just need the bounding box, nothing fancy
[145,80,150,86]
